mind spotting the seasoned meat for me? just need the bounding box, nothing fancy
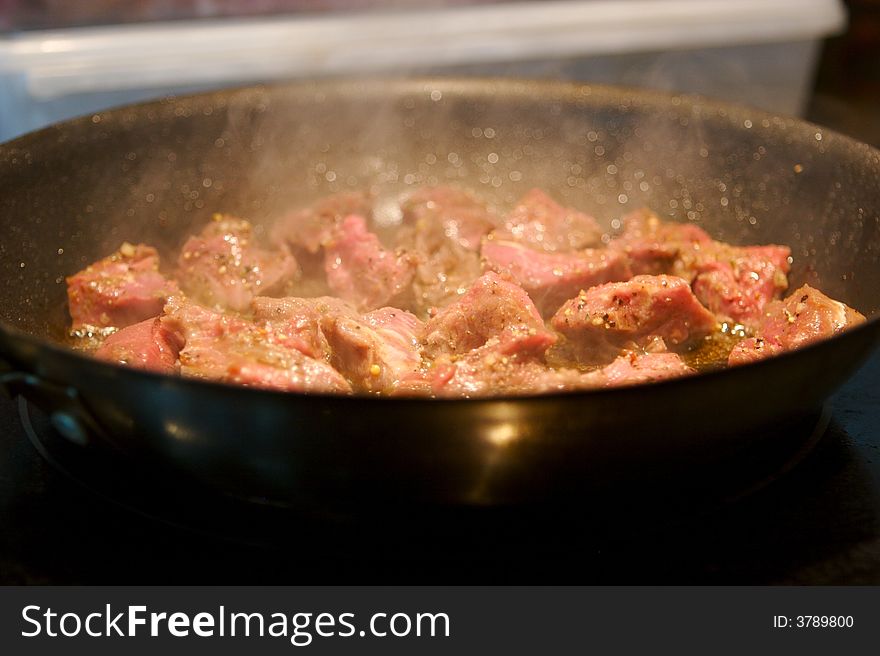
[729,284,866,366]
[250,295,356,360]
[178,215,299,312]
[586,351,694,387]
[690,244,791,326]
[270,190,373,254]
[610,209,790,326]
[94,317,184,374]
[551,275,717,363]
[69,185,866,398]
[397,186,499,315]
[401,185,498,251]
[609,208,712,276]
[67,242,179,330]
[428,340,692,398]
[324,214,416,311]
[421,271,556,359]
[481,239,632,317]
[491,188,602,252]
[161,296,351,393]
[321,306,424,393]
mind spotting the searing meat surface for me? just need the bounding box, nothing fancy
[728,284,867,366]
[324,214,416,311]
[178,215,299,312]
[396,185,498,314]
[551,275,717,363]
[492,188,602,252]
[421,271,556,359]
[481,239,632,317]
[67,187,867,397]
[162,296,351,393]
[67,243,179,330]
[95,317,183,374]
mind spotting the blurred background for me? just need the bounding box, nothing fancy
[0,0,876,145]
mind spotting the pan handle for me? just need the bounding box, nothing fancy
[0,369,103,446]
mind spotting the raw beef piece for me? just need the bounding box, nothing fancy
[67,242,179,330]
[250,295,355,360]
[270,190,373,254]
[320,306,424,393]
[178,215,299,312]
[324,214,416,311]
[401,185,499,251]
[421,271,556,359]
[690,243,791,326]
[584,351,694,387]
[609,208,713,276]
[161,296,351,393]
[551,275,717,363]
[481,239,631,317]
[491,188,602,252]
[429,339,693,398]
[728,285,866,366]
[397,186,499,315]
[94,317,184,374]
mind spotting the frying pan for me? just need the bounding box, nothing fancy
[1,79,878,510]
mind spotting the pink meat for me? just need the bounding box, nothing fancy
[94,317,184,374]
[421,271,556,359]
[320,306,424,393]
[251,295,356,360]
[551,275,717,363]
[728,284,866,366]
[481,239,632,317]
[324,214,415,311]
[401,185,499,252]
[67,243,179,330]
[428,339,692,398]
[609,208,712,276]
[586,351,694,387]
[492,188,602,252]
[397,186,500,315]
[161,296,351,394]
[270,190,373,254]
[690,243,791,326]
[178,215,299,312]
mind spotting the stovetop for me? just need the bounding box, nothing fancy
[1,351,878,584]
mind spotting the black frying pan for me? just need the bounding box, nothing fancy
[1,79,878,509]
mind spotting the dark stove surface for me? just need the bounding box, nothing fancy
[1,352,879,584]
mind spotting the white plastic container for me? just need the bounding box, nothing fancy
[0,0,846,142]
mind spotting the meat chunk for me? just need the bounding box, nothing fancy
[94,317,184,374]
[690,243,791,326]
[67,242,179,330]
[421,271,556,359]
[491,188,602,252]
[270,190,373,254]
[324,214,416,312]
[610,209,791,325]
[728,284,866,366]
[481,239,632,317]
[609,208,712,276]
[250,295,356,360]
[551,275,717,363]
[321,306,424,393]
[161,296,351,394]
[585,351,694,387]
[429,340,692,398]
[178,215,299,312]
[397,186,499,315]
[401,185,499,251]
